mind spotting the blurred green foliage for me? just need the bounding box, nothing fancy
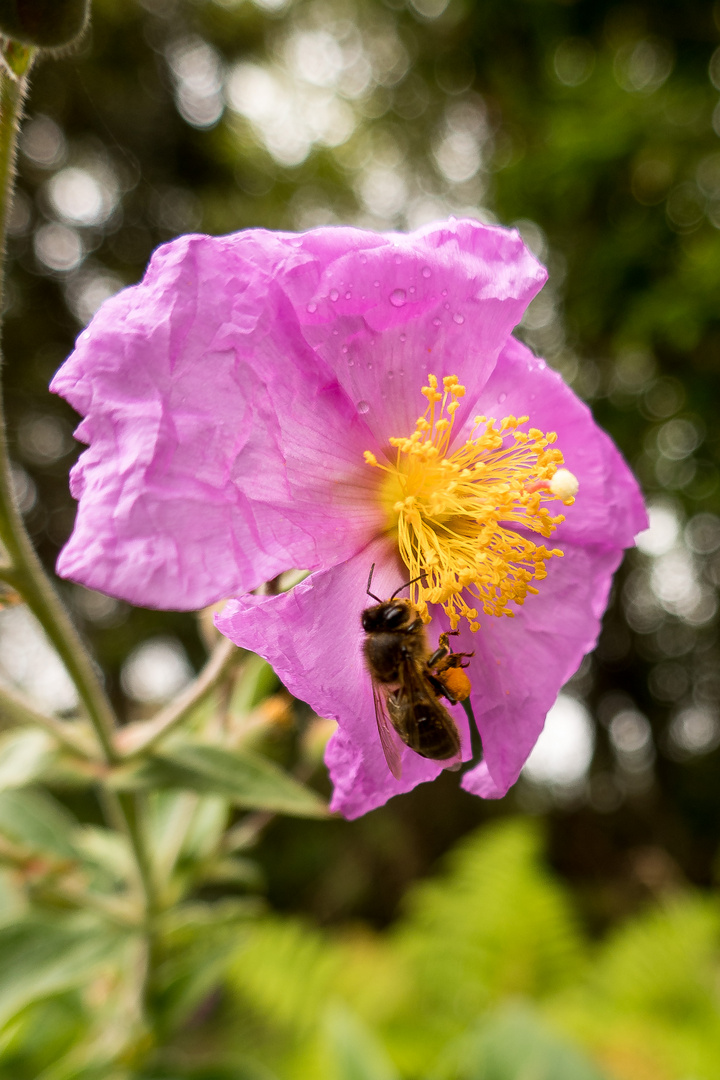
[3,817,720,1078]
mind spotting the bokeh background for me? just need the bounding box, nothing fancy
[3,0,720,1076]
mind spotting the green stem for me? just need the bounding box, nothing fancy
[0,679,97,757]
[111,791,158,1013]
[119,636,238,761]
[0,52,118,764]
[113,792,157,917]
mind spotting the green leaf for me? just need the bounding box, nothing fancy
[0,917,127,1029]
[435,1004,608,1080]
[0,789,79,860]
[324,1004,399,1080]
[0,729,56,791]
[110,743,328,819]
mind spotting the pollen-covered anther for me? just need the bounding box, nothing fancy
[364,373,576,631]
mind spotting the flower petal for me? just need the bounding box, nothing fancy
[476,336,648,548]
[52,232,383,608]
[288,219,547,448]
[216,535,471,820]
[460,541,623,798]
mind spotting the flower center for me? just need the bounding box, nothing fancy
[363,374,578,632]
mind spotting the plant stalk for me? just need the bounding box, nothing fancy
[0,47,118,764]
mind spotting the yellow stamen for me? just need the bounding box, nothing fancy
[365,374,577,631]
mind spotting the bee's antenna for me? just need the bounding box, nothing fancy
[390,571,427,600]
[366,563,383,604]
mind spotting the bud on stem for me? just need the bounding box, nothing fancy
[0,0,90,50]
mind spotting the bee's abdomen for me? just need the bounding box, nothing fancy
[388,692,461,760]
[412,704,460,760]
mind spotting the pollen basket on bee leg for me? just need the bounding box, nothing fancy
[364,373,578,632]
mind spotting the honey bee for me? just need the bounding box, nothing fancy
[362,565,474,779]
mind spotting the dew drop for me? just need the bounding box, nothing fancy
[497,391,507,404]
[388,370,394,379]
[329,288,339,302]
[332,328,339,336]
[399,333,406,342]
[367,362,373,370]
[444,302,450,310]
[409,285,416,295]
[390,288,406,307]
[441,289,448,297]
[421,266,431,278]
[345,291,352,300]
[373,280,380,287]
[453,312,465,324]
[348,359,354,367]
[432,317,441,327]
[306,301,317,313]
[341,345,348,354]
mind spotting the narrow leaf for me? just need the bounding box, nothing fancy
[0,789,79,859]
[324,1004,400,1080]
[0,918,127,1029]
[110,743,328,819]
[0,729,55,790]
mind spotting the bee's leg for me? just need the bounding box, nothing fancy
[444,651,475,670]
[427,630,458,668]
[427,672,458,705]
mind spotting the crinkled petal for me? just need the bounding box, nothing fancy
[474,336,648,547]
[287,219,547,447]
[52,232,383,608]
[460,542,622,798]
[216,535,471,820]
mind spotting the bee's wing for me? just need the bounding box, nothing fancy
[371,678,403,781]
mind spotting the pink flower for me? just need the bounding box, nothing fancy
[51,220,646,818]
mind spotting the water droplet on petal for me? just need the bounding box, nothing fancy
[332,328,339,335]
[421,266,431,278]
[388,370,394,379]
[341,345,348,354]
[399,333,406,342]
[453,312,465,324]
[348,358,354,367]
[367,362,373,370]
[345,291,352,299]
[444,302,450,310]
[306,301,317,313]
[497,391,507,404]
[329,288,339,302]
[394,254,402,265]
[432,317,441,327]
[409,285,416,295]
[441,289,448,297]
[390,288,406,307]
[373,280,380,287]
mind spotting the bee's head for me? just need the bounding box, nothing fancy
[361,599,413,633]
